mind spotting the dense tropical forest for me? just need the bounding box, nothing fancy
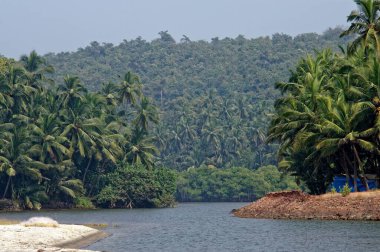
[44,28,350,170]
[0,54,177,209]
[1,0,377,209]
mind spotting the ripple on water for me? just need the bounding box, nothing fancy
[2,203,380,252]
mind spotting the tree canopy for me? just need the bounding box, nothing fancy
[268,0,380,194]
[44,28,350,171]
[0,53,173,209]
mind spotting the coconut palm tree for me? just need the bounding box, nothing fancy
[58,75,87,109]
[118,71,142,107]
[28,113,71,164]
[133,96,159,132]
[20,50,54,88]
[0,126,48,199]
[313,96,377,191]
[124,128,158,168]
[341,0,380,55]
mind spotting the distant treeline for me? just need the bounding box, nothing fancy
[176,166,299,202]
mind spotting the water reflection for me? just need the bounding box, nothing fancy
[2,203,380,252]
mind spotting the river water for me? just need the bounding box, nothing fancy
[2,202,380,252]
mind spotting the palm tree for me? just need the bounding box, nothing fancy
[341,0,380,55]
[202,125,222,155]
[58,75,87,109]
[1,64,35,115]
[100,81,118,107]
[118,71,142,107]
[313,97,377,191]
[28,113,71,164]
[268,50,342,193]
[20,50,54,88]
[178,120,197,144]
[20,51,45,73]
[83,92,107,118]
[60,101,103,182]
[133,96,159,132]
[0,126,48,199]
[124,129,158,168]
[248,127,266,166]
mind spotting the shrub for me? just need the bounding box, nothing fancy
[97,164,176,208]
[74,196,95,209]
[341,183,351,197]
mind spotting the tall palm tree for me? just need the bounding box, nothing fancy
[28,113,71,164]
[58,75,87,109]
[60,101,103,182]
[118,71,142,107]
[341,0,380,54]
[20,50,54,88]
[100,81,118,107]
[0,126,47,199]
[124,129,158,168]
[313,97,377,191]
[133,96,159,132]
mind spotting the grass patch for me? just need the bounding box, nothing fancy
[83,223,108,229]
[23,222,59,227]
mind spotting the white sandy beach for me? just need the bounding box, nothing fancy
[0,223,104,252]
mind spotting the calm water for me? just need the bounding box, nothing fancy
[2,203,380,252]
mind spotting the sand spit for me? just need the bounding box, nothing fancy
[233,190,380,220]
[0,218,109,252]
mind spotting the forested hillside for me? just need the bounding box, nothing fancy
[44,28,350,171]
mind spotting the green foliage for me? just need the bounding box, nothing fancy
[44,28,350,170]
[74,196,95,209]
[176,165,299,202]
[0,57,10,73]
[341,183,351,197]
[268,0,380,194]
[97,165,176,208]
[1,3,368,208]
[331,186,337,194]
[0,50,163,209]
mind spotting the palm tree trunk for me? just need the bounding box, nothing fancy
[353,145,369,191]
[353,165,358,192]
[160,89,163,107]
[258,149,262,167]
[2,176,11,199]
[88,161,105,197]
[82,157,92,184]
[340,156,350,184]
[376,157,380,189]
[343,151,357,192]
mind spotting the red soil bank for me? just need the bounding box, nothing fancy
[233,190,380,220]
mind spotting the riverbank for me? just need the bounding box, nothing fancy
[0,220,108,251]
[233,190,380,220]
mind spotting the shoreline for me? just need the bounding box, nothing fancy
[233,190,380,221]
[0,223,109,251]
[55,229,110,250]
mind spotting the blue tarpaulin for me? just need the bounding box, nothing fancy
[332,176,377,192]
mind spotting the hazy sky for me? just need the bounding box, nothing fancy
[1,0,356,58]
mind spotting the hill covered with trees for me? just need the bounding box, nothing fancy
[44,28,350,170]
[0,17,364,208]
